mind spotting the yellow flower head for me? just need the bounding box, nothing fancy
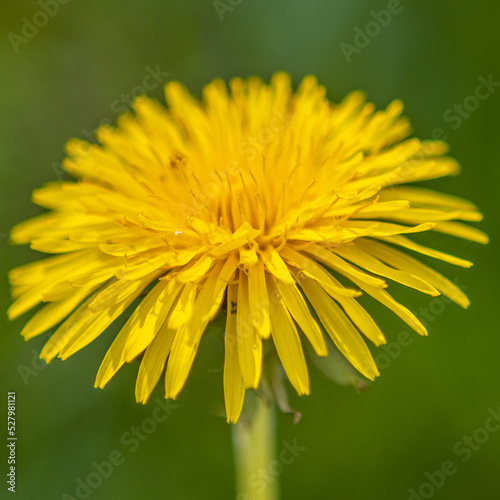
[9,73,487,422]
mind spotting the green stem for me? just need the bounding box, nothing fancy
[232,396,279,500]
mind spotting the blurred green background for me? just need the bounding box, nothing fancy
[1,1,499,499]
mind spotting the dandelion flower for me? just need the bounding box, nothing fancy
[9,73,487,423]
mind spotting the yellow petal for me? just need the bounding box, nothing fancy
[167,283,197,329]
[379,186,480,211]
[333,245,439,296]
[306,245,386,288]
[183,259,236,344]
[8,252,115,320]
[164,323,200,399]
[223,283,245,423]
[239,245,259,267]
[9,250,86,286]
[236,271,262,388]
[346,221,436,237]
[99,238,167,256]
[275,278,327,356]
[260,246,294,284]
[347,272,427,336]
[431,222,489,244]
[89,273,159,312]
[356,239,470,308]
[210,222,261,256]
[29,238,94,253]
[298,274,379,380]
[21,285,98,340]
[310,271,386,346]
[166,261,239,397]
[266,275,310,395]
[115,250,197,280]
[70,268,119,288]
[358,207,483,223]
[42,273,153,362]
[135,322,178,404]
[281,247,361,297]
[247,258,271,339]
[95,278,182,389]
[379,234,473,268]
[176,255,215,283]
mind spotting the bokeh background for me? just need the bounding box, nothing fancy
[1,1,499,499]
